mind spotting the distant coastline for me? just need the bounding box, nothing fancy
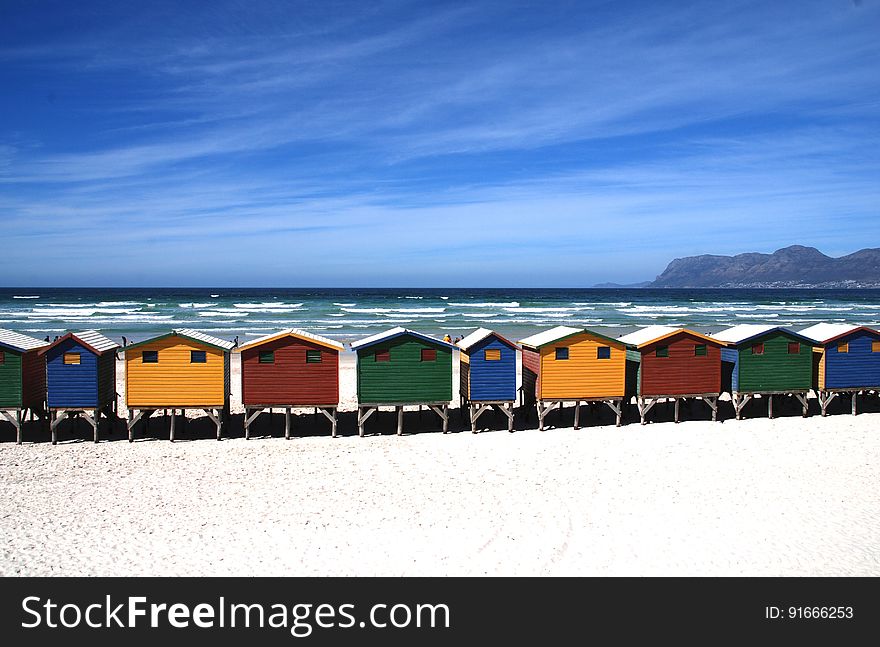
[620,245,880,289]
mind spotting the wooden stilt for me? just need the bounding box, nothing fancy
[442,405,449,434]
[170,409,176,442]
[331,408,337,438]
[852,391,858,416]
[470,404,477,433]
[508,403,514,432]
[674,398,680,423]
[768,394,774,419]
[285,407,291,439]
[16,409,22,445]
[128,411,134,442]
[573,401,580,430]
[396,406,403,436]
[51,411,57,445]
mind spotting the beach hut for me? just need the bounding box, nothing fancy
[618,325,724,425]
[40,330,119,444]
[711,324,815,419]
[350,327,455,436]
[456,328,518,433]
[799,323,880,416]
[0,329,49,444]
[519,326,629,430]
[123,329,234,441]
[237,328,343,439]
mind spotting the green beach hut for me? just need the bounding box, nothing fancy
[711,324,816,419]
[350,327,455,436]
[0,329,49,444]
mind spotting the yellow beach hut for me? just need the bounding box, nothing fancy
[123,329,235,441]
[519,326,629,429]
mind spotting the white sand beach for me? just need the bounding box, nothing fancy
[1,354,879,576]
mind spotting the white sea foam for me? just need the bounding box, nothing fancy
[448,302,519,308]
[233,302,304,310]
[333,303,356,307]
[12,295,40,299]
[342,307,445,314]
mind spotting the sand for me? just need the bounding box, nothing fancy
[1,354,879,576]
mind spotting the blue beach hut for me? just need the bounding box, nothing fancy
[456,328,518,432]
[800,323,880,416]
[40,330,119,444]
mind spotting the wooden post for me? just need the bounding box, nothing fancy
[442,405,449,434]
[508,403,514,432]
[331,408,337,438]
[93,410,99,443]
[358,407,365,437]
[15,409,22,445]
[397,406,403,436]
[170,409,176,442]
[674,398,680,423]
[216,409,222,440]
[51,411,57,445]
[128,411,134,442]
[852,391,858,416]
[768,395,773,419]
[244,408,251,440]
[470,404,477,434]
[573,401,580,430]
[638,399,646,425]
[285,407,291,439]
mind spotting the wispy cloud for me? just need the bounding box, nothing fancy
[1,0,878,285]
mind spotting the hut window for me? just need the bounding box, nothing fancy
[259,351,275,364]
[0,351,4,364]
[655,345,668,358]
[873,341,880,353]
[836,342,847,354]
[63,353,81,365]
[751,343,764,356]
[789,342,801,354]
[190,350,207,364]
[375,350,390,362]
[597,346,611,360]
[555,347,569,360]
[484,348,501,361]
[421,348,437,362]
[694,344,707,357]
[306,350,322,363]
[142,350,158,364]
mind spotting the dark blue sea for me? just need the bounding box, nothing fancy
[1,288,878,345]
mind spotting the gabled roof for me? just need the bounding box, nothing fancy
[39,330,119,355]
[518,326,582,348]
[618,325,722,349]
[125,329,235,352]
[519,325,624,349]
[350,327,455,351]
[0,329,49,353]
[711,324,814,346]
[236,328,343,352]
[456,328,517,351]
[799,323,879,345]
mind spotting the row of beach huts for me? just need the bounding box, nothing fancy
[1,323,879,443]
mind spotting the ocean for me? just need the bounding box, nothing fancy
[1,288,879,345]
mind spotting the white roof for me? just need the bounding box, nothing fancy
[174,328,235,350]
[237,328,343,351]
[618,325,681,347]
[457,328,514,351]
[350,327,453,350]
[711,324,779,344]
[798,323,860,344]
[518,326,582,348]
[76,330,119,352]
[0,329,49,352]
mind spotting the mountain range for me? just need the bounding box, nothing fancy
[649,245,880,288]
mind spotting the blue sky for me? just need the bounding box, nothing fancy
[1,0,878,287]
